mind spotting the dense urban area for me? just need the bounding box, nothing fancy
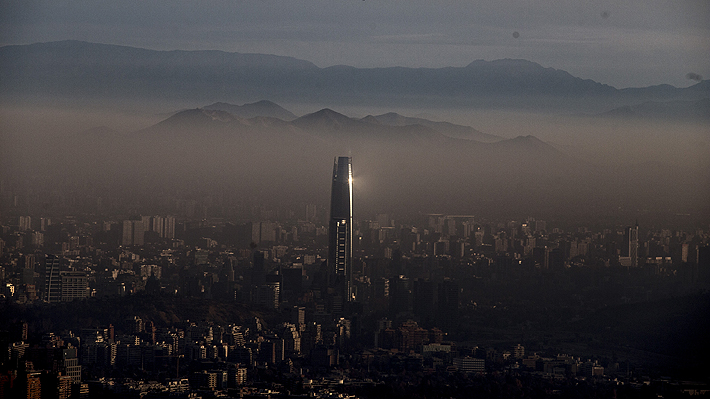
[2,0,709,396]
[1,183,709,398]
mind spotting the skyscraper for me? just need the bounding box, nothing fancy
[44,254,61,303]
[620,222,639,267]
[328,157,353,302]
[122,220,144,246]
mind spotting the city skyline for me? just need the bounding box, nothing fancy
[0,2,708,396]
[0,155,708,395]
[1,198,708,396]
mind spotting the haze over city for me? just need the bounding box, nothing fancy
[0,1,709,398]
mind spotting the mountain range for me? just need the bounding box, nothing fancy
[595,98,710,120]
[139,101,503,143]
[1,40,707,220]
[45,103,580,215]
[204,100,297,121]
[143,104,508,144]
[1,40,708,113]
[2,93,706,221]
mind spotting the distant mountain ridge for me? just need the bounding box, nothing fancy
[2,40,708,112]
[204,100,297,121]
[12,97,706,223]
[133,106,572,184]
[595,98,710,120]
[366,112,501,142]
[150,104,504,144]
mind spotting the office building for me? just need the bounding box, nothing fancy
[149,215,176,239]
[620,222,639,267]
[255,282,280,309]
[18,216,32,231]
[328,156,353,302]
[60,271,89,302]
[150,216,175,239]
[453,356,485,373]
[58,347,82,383]
[45,254,61,303]
[122,220,144,246]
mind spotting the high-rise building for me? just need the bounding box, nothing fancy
[45,254,61,303]
[132,220,144,245]
[60,271,88,302]
[389,276,411,316]
[152,216,164,237]
[57,347,82,383]
[18,216,32,231]
[148,215,175,239]
[122,220,133,246]
[304,203,318,222]
[620,222,639,267]
[328,157,353,302]
[121,218,145,246]
[164,216,176,239]
[142,215,152,233]
[250,221,277,244]
[122,220,145,246]
[255,282,280,309]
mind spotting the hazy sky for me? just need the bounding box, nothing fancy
[1,0,708,88]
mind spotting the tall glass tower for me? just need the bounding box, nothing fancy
[328,156,353,302]
[45,254,61,303]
